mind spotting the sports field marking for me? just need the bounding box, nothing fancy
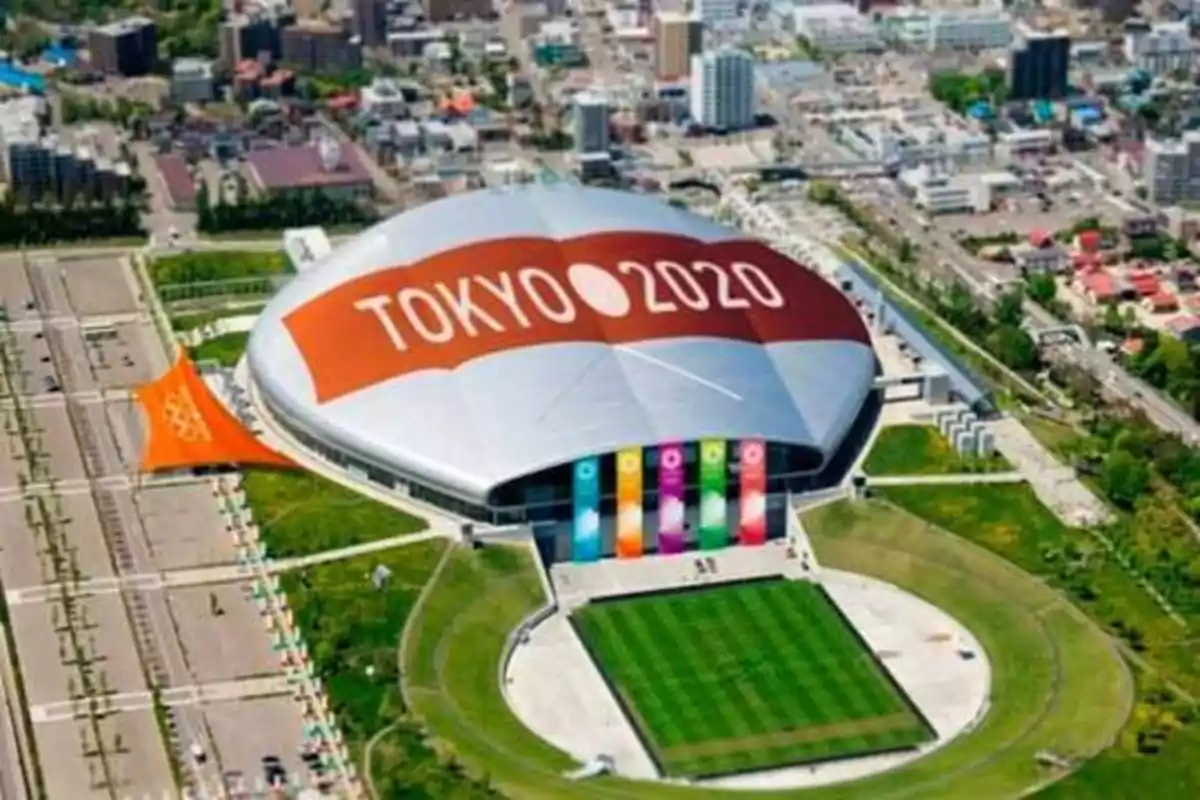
[571,578,934,777]
[661,713,920,761]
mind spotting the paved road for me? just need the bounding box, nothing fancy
[764,113,1200,444]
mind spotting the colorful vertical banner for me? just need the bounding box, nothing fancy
[699,439,728,550]
[739,439,767,546]
[572,456,601,562]
[657,443,686,555]
[616,447,644,558]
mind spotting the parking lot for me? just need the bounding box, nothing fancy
[0,252,313,797]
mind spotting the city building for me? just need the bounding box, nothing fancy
[792,5,883,55]
[1145,131,1200,206]
[898,165,993,214]
[0,98,134,205]
[1008,23,1070,100]
[652,11,703,80]
[690,47,756,131]
[154,154,197,211]
[424,0,493,23]
[87,16,157,76]
[170,58,215,104]
[694,0,741,26]
[1124,21,1198,76]
[232,60,297,101]
[245,185,876,530]
[882,8,1014,52]
[352,0,388,47]
[361,78,409,120]
[218,11,290,68]
[244,139,374,201]
[573,91,610,155]
[281,20,364,73]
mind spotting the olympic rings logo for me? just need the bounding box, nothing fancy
[161,390,211,444]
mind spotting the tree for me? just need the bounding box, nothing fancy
[1026,273,1057,306]
[986,324,1039,371]
[1100,449,1151,509]
[993,287,1025,327]
[897,237,914,264]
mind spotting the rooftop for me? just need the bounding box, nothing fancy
[246,142,373,190]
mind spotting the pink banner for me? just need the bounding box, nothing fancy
[739,439,767,545]
[658,443,686,554]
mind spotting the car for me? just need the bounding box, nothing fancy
[261,755,287,787]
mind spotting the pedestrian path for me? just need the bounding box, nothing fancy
[29,675,290,723]
[4,529,443,606]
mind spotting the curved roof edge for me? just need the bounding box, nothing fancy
[250,340,877,505]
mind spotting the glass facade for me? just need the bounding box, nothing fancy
[257,386,879,528]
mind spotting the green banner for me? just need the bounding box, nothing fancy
[699,439,728,550]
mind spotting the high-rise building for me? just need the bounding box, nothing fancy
[87,16,157,77]
[652,11,703,80]
[1008,23,1070,100]
[1145,132,1200,206]
[573,91,610,155]
[0,98,134,206]
[281,20,363,73]
[689,47,755,131]
[353,0,388,47]
[218,12,291,69]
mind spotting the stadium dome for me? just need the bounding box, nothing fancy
[247,185,875,510]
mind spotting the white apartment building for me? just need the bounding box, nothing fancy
[573,91,610,155]
[884,8,1013,52]
[900,165,992,214]
[793,4,883,54]
[170,57,215,103]
[695,0,740,25]
[1124,21,1198,76]
[690,47,755,131]
[1145,132,1200,206]
[360,77,408,120]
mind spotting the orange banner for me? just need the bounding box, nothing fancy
[283,231,869,403]
[616,447,643,559]
[135,355,294,473]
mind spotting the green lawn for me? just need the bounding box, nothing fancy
[876,483,1200,797]
[149,250,290,286]
[278,538,498,798]
[188,331,248,368]
[862,425,1011,476]
[281,539,447,750]
[399,507,1129,799]
[572,580,931,777]
[241,469,428,559]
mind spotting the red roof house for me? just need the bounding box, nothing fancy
[1029,228,1054,248]
[1128,271,1161,296]
[1146,291,1179,313]
[1076,230,1102,253]
[1081,270,1118,303]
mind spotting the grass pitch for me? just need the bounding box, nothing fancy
[571,579,933,778]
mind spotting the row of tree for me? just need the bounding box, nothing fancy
[0,200,142,246]
[195,183,376,234]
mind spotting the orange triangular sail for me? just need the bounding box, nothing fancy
[135,354,294,473]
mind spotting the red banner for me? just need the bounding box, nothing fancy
[739,439,766,546]
[283,232,869,403]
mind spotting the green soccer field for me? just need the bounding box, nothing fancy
[571,578,934,778]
